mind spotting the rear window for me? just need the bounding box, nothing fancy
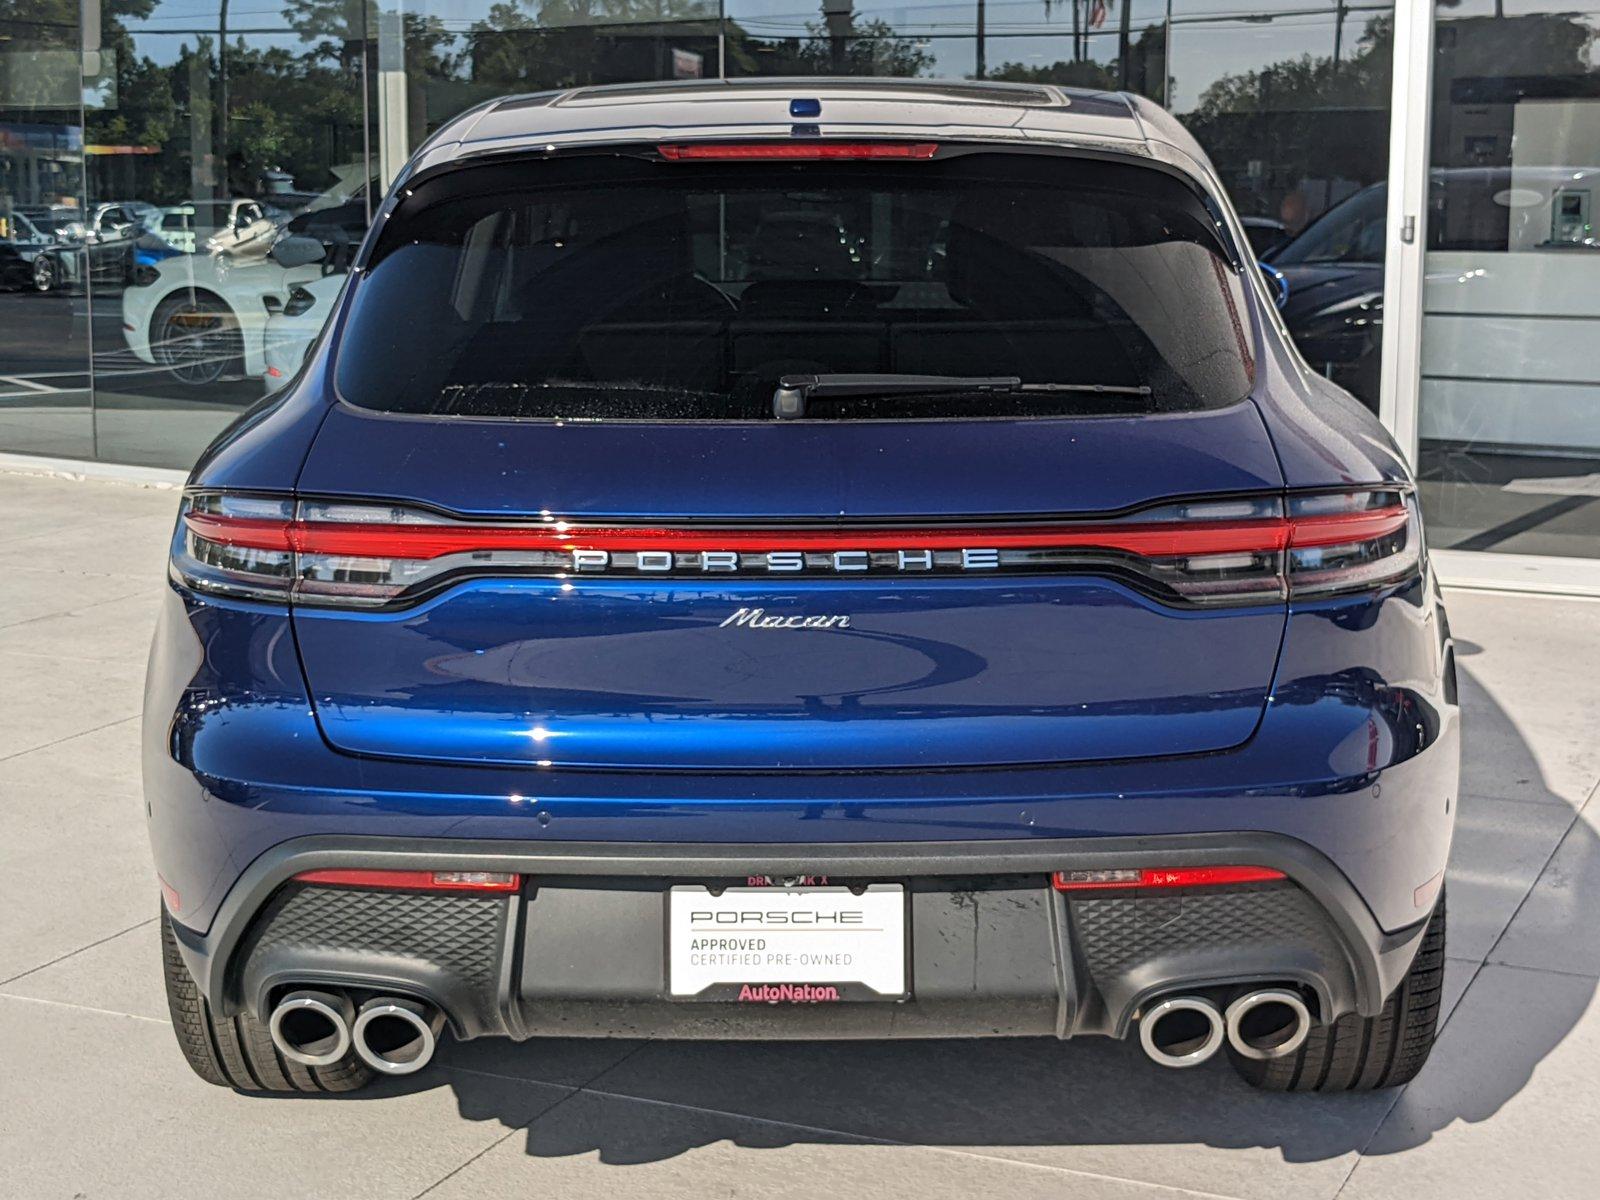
[337,152,1256,420]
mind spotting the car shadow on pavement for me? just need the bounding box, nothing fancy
[351,656,1600,1168]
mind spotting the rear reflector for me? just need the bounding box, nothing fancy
[658,142,939,162]
[1052,866,1286,891]
[1413,869,1444,909]
[294,869,520,893]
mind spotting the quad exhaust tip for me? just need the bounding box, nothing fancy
[268,989,355,1067]
[351,996,446,1075]
[1225,988,1313,1061]
[1138,995,1226,1068]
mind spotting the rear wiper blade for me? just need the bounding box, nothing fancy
[771,373,1151,419]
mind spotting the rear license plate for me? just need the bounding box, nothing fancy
[667,884,907,1001]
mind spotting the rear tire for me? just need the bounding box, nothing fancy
[1231,889,1446,1092]
[151,292,243,386]
[161,903,372,1094]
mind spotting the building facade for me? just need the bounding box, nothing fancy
[2,0,1598,584]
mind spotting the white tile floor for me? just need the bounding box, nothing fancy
[1,468,1596,1200]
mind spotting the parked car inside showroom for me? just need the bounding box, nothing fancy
[147,79,1457,1096]
[1266,165,1600,410]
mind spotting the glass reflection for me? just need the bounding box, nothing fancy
[3,0,1402,467]
[74,0,368,466]
[1416,1,1600,558]
[1,0,94,457]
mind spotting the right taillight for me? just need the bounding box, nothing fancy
[1285,490,1420,599]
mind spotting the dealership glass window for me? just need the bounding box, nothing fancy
[0,1,94,459]
[1155,0,1396,410]
[3,0,1394,469]
[72,1,372,468]
[1414,0,1600,559]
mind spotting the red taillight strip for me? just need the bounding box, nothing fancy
[294,868,521,893]
[184,506,1406,563]
[1287,506,1409,549]
[658,142,939,161]
[186,512,295,550]
[1052,865,1286,891]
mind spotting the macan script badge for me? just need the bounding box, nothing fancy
[720,608,850,630]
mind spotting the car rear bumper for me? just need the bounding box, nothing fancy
[144,574,1460,940]
[170,831,1432,1043]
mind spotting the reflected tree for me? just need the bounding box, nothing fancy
[989,22,1167,98]
[732,17,936,79]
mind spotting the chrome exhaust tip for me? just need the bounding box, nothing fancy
[351,996,445,1075]
[1225,988,1313,1060]
[268,989,354,1067]
[1137,995,1226,1068]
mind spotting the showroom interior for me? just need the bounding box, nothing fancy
[1,0,1597,585]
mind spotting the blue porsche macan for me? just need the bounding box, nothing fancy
[146,79,1458,1095]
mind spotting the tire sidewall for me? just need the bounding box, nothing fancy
[153,293,239,386]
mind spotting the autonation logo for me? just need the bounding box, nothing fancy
[737,983,841,1003]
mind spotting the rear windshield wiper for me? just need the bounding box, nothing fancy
[772,373,1152,419]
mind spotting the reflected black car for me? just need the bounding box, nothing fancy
[1265,166,1600,413]
[284,182,376,273]
[1263,184,1387,411]
[0,211,75,293]
[18,205,134,287]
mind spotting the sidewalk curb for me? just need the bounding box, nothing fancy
[0,452,187,489]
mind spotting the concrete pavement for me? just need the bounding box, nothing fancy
[1,467,1597,1199]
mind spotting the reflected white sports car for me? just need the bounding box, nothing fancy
[121,253,321,385]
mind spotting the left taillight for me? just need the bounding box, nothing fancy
[171,492,297,602]
[171,491,460,607]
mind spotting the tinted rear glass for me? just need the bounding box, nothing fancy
[337,153,1256,420]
